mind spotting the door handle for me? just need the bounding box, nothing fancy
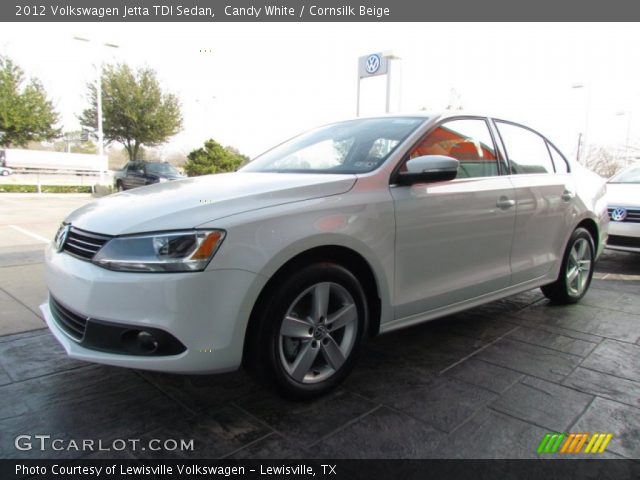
[562,190,575,202]
[496,197,516,209]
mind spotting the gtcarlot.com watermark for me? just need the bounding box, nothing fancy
[15,434,194,452]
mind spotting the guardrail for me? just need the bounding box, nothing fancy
[0,169,114,194]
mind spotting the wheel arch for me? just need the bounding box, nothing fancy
[241,244,383,368]
[575,217,600,253]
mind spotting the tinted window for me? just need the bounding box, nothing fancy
[408,118,499,178]
[496,122,554,174]
[547,142,569,173]
[146,162,179,175]
[241,117,425,174]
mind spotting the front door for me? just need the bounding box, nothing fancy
[391,117,516,319]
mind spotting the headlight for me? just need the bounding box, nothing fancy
[157,177,168,183]
[93,230,225,272]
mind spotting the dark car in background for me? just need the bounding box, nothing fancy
[114,161,183,191]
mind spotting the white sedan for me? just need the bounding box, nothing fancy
[41,112,608,398]
[606,164,640,252]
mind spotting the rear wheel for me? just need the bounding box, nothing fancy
[250,263,367,399]
[541,227,595,304]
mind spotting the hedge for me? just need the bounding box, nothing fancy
[0,185,93,193]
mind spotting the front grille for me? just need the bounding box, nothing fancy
[608,207,640,223]
[49,296,88,341]
[62,227,111,260]
[607,235,640,249]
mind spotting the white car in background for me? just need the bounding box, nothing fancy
[606,164,640,252]
[41,113,608,398]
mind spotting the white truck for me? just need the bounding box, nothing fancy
[2,148,108,173]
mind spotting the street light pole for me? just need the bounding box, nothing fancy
[95,62,104,156]
[73,36,119,157]
[616,110,633,166]
[571,83,591,164]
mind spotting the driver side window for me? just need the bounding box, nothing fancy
[408,118,500,178]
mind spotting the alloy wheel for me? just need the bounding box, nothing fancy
[565,237,592,297]
[278,281,358,384]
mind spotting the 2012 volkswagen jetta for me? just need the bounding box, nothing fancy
[41,113,608,398]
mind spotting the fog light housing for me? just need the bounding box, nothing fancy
[136,331,159,353]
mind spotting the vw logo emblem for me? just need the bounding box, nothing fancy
[365,54,381,74]
[54,224,71,252]
[610,207,627,222]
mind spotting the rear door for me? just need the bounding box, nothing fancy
[391,117,516,319]
[493,120,575,284]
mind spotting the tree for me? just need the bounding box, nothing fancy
[79,63,182,161]
[583,145,623,178]
[0,56,60,147]
[184,139,249,176]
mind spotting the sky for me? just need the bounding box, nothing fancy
[1,22,639,161]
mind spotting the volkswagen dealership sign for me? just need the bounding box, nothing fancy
[358,52,389,77]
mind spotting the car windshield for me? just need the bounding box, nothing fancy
[241,117,426,174]
[609,166,640,184]
[146,162,178,175]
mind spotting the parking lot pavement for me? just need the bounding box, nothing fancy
[0,194,93,335]
[0,195,639,459]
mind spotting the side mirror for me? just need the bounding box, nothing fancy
[397,155,459,185]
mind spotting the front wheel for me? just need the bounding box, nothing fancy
[254,263,367,399]
[541,227,595,304]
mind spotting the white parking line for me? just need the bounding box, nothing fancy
[8,225,51,244]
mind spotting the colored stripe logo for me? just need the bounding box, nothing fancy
[537,432,612,454]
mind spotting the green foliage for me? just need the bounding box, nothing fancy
[79,63,182,161]
[0,185,92,193]
[184,139,249,176]
[0,184,37,193]
[0,56,61,147]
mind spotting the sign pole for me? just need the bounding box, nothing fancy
[385,60,392,113]
[356,69,361,117]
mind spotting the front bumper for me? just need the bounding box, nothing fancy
[42,245,266,373]
[606,221,640,253]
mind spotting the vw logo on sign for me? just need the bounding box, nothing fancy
[611,207,627,222]
[365,54,381,74]
[54,224,71,252]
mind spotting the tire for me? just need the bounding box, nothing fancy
[115,181,124,192]
[1,170,8,176]
[541,227,595,304]
[250,263,368,399]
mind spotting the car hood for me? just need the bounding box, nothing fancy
[67,172,357,235]
[606,183,640,207]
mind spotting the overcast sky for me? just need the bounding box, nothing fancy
[1,22,638,160]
